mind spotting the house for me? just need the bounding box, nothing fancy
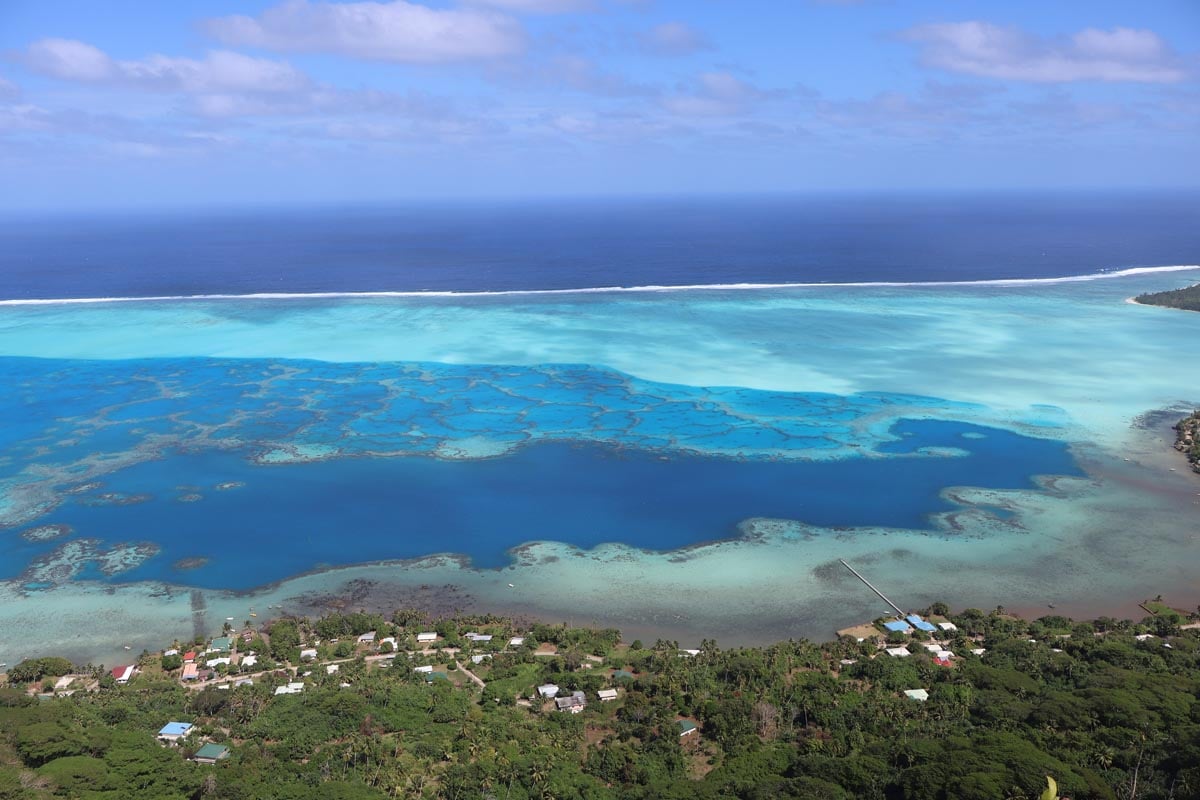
[464,633,493,643]
[905,615,938,633]
[299,648,318,661]
[208,637,233,654]
[413,665,434,674]
[508,637,525,647]
[240,630,255,643]
[183,651,197,663]
[937,622,958,632]
[885,647,911,658]
[470,654,490,665]
[357,631,377,645]
[935,650,954,661]
[273,682,304,695]
[378,637,397,650]
[111,665,136,684]
[677,720,698,738]
[1135,633,1156,642]
[882,620,913,634]
[679,649,701,657]
[181,663,199,681]
[597,689,618,702]
[536,683,560,699]
[158,722,194,744]
[416,632,438,644]
[163,649,179,657]
[205,657,231,668]
[326,664,339,674]
[922,643,942,653]
[191,743,230,765]
[555,691,586,713]
[969,648,987,656]
[903,689,929,702]
[934,656,953,668]
[53,676,75,691]
[240,654,257,668]
[234,678,254,687]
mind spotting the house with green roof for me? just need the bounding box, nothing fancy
[208,637,233,654]
[191,743,230,765]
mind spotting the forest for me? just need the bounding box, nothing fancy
[1,603,1198,800]
[1135,283,1200,312]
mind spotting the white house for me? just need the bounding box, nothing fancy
[416,632,438,644]
[357,631,377,644]
[240,654,258,668]
[937,622,957,632]
[326,664,340,674]
[157,722,194,744]
[413,665,434,674]
[536,683,560,699]
[111,665,136,684]
[464,633,492,643]
[273,682,305,696]
[300,648,318,661]
[206,657,231,668]
[885,647,911,658]
[969,648,987,656]
[508,637,525,647]
[903,689,929,702]
[597,689,618,702]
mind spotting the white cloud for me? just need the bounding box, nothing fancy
[466,0,593,12]
[205,0,525,63]
[638,22,712,57]
[903,21,1189,83]
[25,39,117,82]
[24,39,310,94]
[0,76,18,99]
[662,72,765,116]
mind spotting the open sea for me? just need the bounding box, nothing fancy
[1,191,1199,663]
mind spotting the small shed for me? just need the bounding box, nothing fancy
[677,720,698,738]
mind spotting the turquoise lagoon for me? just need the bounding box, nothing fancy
[1,269,1199,664]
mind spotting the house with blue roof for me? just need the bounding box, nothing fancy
[882,620,912,634]
[158,721,194,745]
[905,614,938,633]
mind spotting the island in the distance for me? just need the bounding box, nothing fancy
[1134,282,1200,311]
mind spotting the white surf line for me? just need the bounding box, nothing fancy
[1,264,1197,307]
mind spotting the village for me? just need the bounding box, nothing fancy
[8,601,1095,769]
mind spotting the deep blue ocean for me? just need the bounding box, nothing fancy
[0,192,1198,299]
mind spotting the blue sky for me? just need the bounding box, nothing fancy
[0,0,1198,208]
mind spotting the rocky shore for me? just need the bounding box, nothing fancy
[1175,411,1200,474]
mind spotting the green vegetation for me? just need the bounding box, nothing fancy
[2,606,1199,799]
[1175,411,1200,471]
[1135,282,1200,311]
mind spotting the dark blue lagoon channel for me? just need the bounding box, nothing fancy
[5,420,1082,590]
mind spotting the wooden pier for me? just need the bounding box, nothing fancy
[839,558,905,616]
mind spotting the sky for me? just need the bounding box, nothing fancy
[0,0,1198,209]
